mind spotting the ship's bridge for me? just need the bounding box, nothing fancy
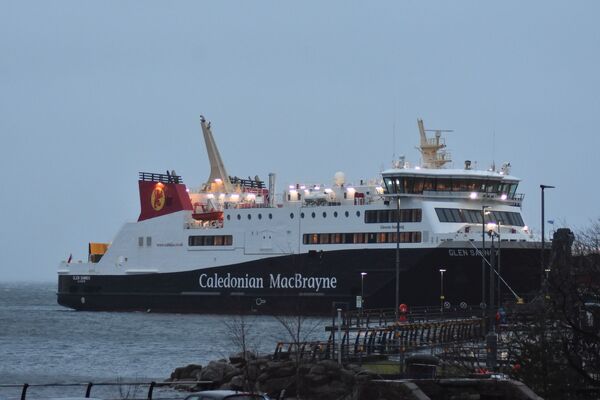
[381,167,524,206]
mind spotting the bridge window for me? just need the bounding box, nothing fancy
[383,175,519,196]
[435,208,524,226]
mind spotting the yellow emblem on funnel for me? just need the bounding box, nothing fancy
[151,185,166,211]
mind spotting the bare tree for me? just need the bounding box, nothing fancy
[224,314,263,392]
[273,310,325,399]
[506,226,600,399]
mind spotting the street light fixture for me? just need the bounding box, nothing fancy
[439,268,446,314]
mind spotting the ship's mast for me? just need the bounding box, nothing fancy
[200,115,234,193]
[417,118,452,169]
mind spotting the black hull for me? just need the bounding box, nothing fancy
[57,246,543,314]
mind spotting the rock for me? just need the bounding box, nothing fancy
[224,366,243,382]
[298,363,312,374]
[246,365,260,381]
[266,360,293,372]
[229,375,245,390]
[339,368,356,384]
[190,369,202,380]
[258,376,295,397]
[309,364,326,375]
[318,359,341,371]
[171,364,202,380]
[311,380,348,399]
[271,365,296,378]
[257,372,270,383]
[345,363,362,372]
[229,351,257,365]
[303,373,330,386]
[199,360,236,383]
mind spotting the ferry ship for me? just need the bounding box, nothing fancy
[57,117,542,314]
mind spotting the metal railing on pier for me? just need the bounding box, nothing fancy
[0,380,210,400]
[337,305,482,329]
[274,317,485,363]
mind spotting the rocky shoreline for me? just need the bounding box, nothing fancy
[168,351,374,399]
[167,352,543,400]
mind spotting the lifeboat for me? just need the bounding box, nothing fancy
[192,210,224,221]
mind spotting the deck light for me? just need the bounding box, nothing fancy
[470,192,478,199]
[500,194,508,200]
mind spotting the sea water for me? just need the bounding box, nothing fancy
[0,282,326,399]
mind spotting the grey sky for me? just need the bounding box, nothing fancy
[1,1,599,282]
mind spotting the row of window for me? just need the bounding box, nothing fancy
[383,176,518,196]
[228,213,273,221]
[435,208,525,226]
[189,235,233,246]
[364,209,422,223]
[226,210,363,221]
[303,231,422,245]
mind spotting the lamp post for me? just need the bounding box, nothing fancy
[395,195,400,319]
[481,206,491,312]
[486,225,499,371]
[497,221,502,309]
[360,272,367,323]
[439,268,446,315]
[489,226,496,332]
[540,185,555,288]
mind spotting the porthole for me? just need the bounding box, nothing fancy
[301,212,305,218]
[269,213,273,219]
[356,211,361,217]
[258,214,262,220]
[227,215,231,221]
[237,214,241,220]
[334,211,338,218]
[323,212,327,218]
[290,213,294,219]
[247,214,251,220]
[311,212,316,218]
[345,211,349,217]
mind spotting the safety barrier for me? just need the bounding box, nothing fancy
[0,380,209,400]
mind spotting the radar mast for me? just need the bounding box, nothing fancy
[417,118,452,169]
